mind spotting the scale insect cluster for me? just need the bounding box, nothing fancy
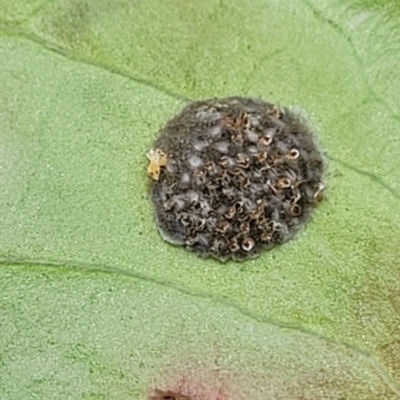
[147,97,325,261]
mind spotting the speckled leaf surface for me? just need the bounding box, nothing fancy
[1,0,400,399]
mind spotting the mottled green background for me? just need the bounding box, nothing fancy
[1,0,399,399]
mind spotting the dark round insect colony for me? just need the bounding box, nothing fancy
[149,97,325,261]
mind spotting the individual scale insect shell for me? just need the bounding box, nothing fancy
[148,97,325,261]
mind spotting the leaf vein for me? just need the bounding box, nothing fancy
[0,24,190,102]
[0,256,399,395]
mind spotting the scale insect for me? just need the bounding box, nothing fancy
[146,97,326,261]
[147,148,168,181]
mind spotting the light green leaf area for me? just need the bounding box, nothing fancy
[1,0,399,398]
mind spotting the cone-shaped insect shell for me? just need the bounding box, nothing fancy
[148,97,325,261]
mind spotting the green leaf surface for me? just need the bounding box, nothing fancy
[1,0,399,398]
